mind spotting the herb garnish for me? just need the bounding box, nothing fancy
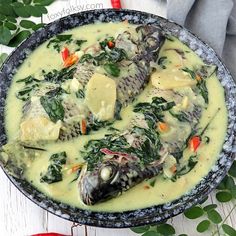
[43,67,76,84]
[47,34,73,52]
[158,56,168,69]
[134,97,175,128]
[40,96,64,123]
[169,110,191,122]
[104,62,120,77]
[40,151,67,184]
[182,67,196,79]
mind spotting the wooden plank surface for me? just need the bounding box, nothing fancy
[0,0,235,235]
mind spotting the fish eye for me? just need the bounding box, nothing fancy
[100,166,113,181]
[99,162,118,182]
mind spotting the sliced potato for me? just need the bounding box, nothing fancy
[163,155,177,178]
[151,69,197,90]
[85,73,117,121]
[20,116,61,141]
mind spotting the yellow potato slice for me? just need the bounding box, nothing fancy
[20,116,61,141]
[85,73,117,121]
[151,69,197,90]
[163,155,177,178]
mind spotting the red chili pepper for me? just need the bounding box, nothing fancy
[111,0,121,9]
[61,47,70,61]
[107,40,115,49]
[32,233,67,236]
[189,136,201,152]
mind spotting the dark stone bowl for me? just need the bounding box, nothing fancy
[0,9,235,228]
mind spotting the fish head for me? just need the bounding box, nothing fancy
[79,160,121,205]
[79,158,141,205]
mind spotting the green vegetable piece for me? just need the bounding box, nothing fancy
[169,110,190,122]
[40,96,65,123]
[20,20,36,29]
[216,191,232,202]
[196,220,211,233]
[130,225,150,233]
[0,53,8,67]
[197,80,208,104]
[33,0,55,6]
[203,204,217,212]
[158,56,168,69]
[6,16,17,23]
[5,21,17,30]
[184,206,204,219]
[207,209,222,224]
[156,223,175,235]
[0,25,11,45]
[222,224,236,236]
[228,161,236,178]
[0,4,16,17]
[13,2,31,18]
[104,63,120,77]
[23,0,32,4]
[80,54,93,63]
[24,5,42,17]
[32,23,45,31]
[230,185,236,198]
[40,151,67,184]
[99,36,114,49]
[226,176,235,190]
[8,30,31,47]
[142,231,160,236]
[182,67,196,79]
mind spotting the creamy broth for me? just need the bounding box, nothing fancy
[4,22,227,212]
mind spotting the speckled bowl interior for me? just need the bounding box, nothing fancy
[0,9,235,228]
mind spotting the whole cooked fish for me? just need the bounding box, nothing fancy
[16,24,165,142]
[79,97,175,205]
[79,64,217,205]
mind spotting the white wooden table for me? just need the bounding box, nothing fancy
[0,1,235,235]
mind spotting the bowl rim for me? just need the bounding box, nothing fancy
[0,8,235,228]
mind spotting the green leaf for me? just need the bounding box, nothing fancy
[35,5,48,14]
[0,0,13,3]
[104,63,120,77]
[222,224,236,236]
[142,231,160,236]
[32,23,44,31]
[0,53,8,66]
[228,161,236,178]
[0,14,5,21]
[40,96,65,123]
[130,226,150,234]
[20,20,36,29]
[13,2,31,18]
[226,176,235,190]
[33,0,55,6]
[216,191,232,202]
[217,175,228,190]
[8,30,31,47]
[203,204,217,212]
[0,4,16,17]
[196,220,211,233]
[184,206,204,219]
[156,223,175,235]
[23,0,32,4]
[24,5,41,17]
[230,185,236,198]
[207,209,222,224]
[5,21,17,30]
[0,25,11,45]
[6,16,17,23]
[178,235,188,236]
